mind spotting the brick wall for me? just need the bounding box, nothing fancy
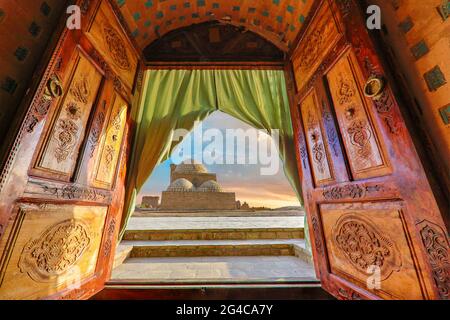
[160,191,236,210]
[141,196,159,208]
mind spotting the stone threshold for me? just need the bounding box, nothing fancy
[107,277,319,286]
[104,281,321,289]
[123,228,304,241]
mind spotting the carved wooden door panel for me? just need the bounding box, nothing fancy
[287,0,449,300]
[0,0,140,299]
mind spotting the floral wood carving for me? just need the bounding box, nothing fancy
[54,119,78,163]
[103,23,131,71]
[104,145,115,168]
[19,219,91,283]
[65,102,81,121]
[38,182,110,202]
[292,2,341,90]
[80,0,90,14]
[312,141,326,174]
[89,101,107,158]
[25,74,63,133]
[417,220,449,300]
[104,111,124,168]
[347,120,372,159]
[337,287,362,300]
[308,110,326,174]
[337,75,356,105]
[70,74,90,104]
[321,100,339,157]
[333,214,402,280]
[312,216,324,256]
[298,28,326,71]
[337,0,353,17]
[299,146,308,169]
[25,96,52,133]
[103,218,117,257]
[322,184,382,200]
[90,48,127,96]
[373,91,399,134]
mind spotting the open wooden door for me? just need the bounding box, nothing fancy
[286,0,449,300]
[0,0,142,299]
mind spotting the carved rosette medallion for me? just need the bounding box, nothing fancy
[333,214,401,281]
[19,219,91,283]
[103,23,131,71]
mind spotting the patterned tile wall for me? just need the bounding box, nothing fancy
[0,0,66,142]
[370,0,450,192]
[116,0,314,50]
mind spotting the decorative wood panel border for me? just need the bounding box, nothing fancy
[0,203,108,299]
[0,208,26,286]
[31,51,104,181]
[320,201,427,300]
[291,0,344,91]
[416,220,450,300]
[24,179,112,204]
[299,88,335,186]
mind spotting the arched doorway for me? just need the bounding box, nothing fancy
[0,0,447,300]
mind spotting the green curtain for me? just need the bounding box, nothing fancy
[215,70,302,200]
[120,69,310,251]
[215,69,309,252]
[120,69,217,239]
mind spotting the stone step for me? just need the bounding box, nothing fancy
[123,228,304,241]
[109,256,317,285]
[122,239,308,259]
[113,244,133,269]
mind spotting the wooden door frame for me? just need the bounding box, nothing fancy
[0,0,446,300]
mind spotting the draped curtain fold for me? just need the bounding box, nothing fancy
[121,70,217,239]
[120,69,309,250]
[215,70,302,202]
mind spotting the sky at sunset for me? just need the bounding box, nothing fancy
[138,111,301,209]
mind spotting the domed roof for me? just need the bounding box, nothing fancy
[167,178,194,192]
[199,180,222,192]
[174,159,208,174]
